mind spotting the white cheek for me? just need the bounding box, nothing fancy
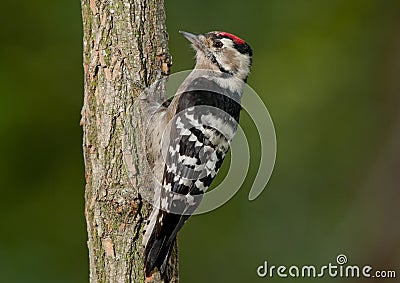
[215,51,235,72]
[220,38,234,48]
[214,53,228,67]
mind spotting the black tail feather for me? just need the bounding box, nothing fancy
[144,233,175,278]
[159,240,175,276]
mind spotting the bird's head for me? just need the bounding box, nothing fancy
[180,30,253,82]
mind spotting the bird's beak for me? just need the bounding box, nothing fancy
[179,31,206,51]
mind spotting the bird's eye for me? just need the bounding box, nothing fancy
[213,41,223,48]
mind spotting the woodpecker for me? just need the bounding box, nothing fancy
[142,30,253,278]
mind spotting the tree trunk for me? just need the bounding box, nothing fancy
[81,0,176,282]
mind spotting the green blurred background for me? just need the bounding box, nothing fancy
[1,0,399,282]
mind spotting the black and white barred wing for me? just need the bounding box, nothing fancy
[144,95,238,276]
[163,105,234,209]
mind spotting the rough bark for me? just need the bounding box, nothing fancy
[81,0,176,282]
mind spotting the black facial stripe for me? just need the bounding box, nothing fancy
[209,53,234,75]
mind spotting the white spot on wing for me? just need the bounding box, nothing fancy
[186,194,195,206]
[188,133,198,142]
[195,180,207,191]
[178,177,192,187]
[180,128,191,136]
[167,164,177,173]
[206,160,216,171]
[164,183,172,191]
[182,156,198,166]
[176,116,184,129]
